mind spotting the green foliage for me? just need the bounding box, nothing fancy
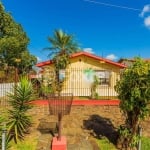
[47,29,80,58]
[118,125,131,139]
[47,29,80,69]
[117,125,140,148]
[18,51,37,74]
[96,137,117,150]
[91,75,99,99]
[7,76,34,143]
[115,57,150,148]
[0,3,37,75]
[0,3,28,65]
[141,137,150,150]
[0,68,15,83]
[46,29,80,93]
[10,137,37,150]
[40,84,53,96]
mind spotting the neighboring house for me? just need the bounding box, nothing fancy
[29,73,42,79]
[36,52,126,98]
[118,58,150,67]
[118,58,135,67]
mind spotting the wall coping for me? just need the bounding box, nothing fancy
[31,100,120,106]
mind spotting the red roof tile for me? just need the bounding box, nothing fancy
[36,60,53,67]
[36,51,126,68]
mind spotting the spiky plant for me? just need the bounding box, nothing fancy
[7,76,34,143]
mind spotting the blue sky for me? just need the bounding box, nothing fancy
[2,0,150,62]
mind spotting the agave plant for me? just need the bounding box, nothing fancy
[7,76,34,143]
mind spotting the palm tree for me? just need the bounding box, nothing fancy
[46,29,80,69]
[45,29,80,93]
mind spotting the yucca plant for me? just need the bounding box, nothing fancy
[7,76,34,143]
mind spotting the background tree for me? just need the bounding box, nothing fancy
[0,3,37,80]
[45,29,80,93]
[18,51,37,74]
[115,57,150,149]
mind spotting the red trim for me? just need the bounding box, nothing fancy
[36,51,126,68]
[31,100,120,106]
[36,60,53,67]
[71,52,126,68]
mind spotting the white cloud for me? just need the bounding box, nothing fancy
[106,54,118,61]
[37,56,42,62]
[144,16,150,28]
[83,48,95,54]
[139,4,150,29]
[139,4,150,17]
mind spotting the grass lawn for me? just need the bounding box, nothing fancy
[141,136,150,150]
[96,136,150,150]
[96,137,117,150]
[0,107,38,150]
[7,136,150,150]
[9,136,38,150]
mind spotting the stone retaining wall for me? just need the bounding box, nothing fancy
[29,104,150,137]
[29,104,150,150]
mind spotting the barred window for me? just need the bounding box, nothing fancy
[95,70,110,85]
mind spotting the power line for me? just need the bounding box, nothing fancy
[83,0,141,11]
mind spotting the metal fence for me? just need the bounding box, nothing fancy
[0,82,15,107]
[41,68,120,100]
[0,67,120,106]
[0,68,18,107]
[47,93,73,115]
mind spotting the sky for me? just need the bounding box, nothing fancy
[2,0,150,62]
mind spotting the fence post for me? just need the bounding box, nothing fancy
[137,125,142,150]
[2,127,7,150]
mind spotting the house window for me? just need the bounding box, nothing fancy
[95,70,110,85]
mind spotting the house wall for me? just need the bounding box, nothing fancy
[41,55,121,97]
[62,55,120,97]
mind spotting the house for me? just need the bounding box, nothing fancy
[118,58,150,67]
[36,51,126,98]
[118,58,135,67]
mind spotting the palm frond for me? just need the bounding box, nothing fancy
[45,29,80,60]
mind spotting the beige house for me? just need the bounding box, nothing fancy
[36,52,126,98]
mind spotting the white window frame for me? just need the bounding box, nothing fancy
[95,70,110,86]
